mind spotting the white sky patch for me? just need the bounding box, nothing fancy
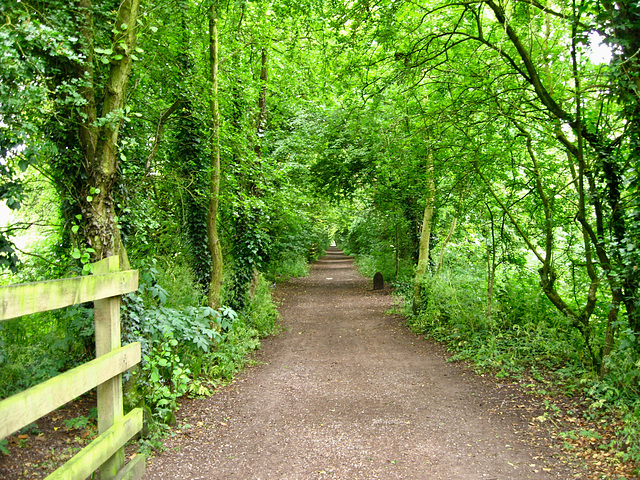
[588,31,612,65]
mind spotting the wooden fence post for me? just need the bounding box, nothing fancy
[93,256,125,479]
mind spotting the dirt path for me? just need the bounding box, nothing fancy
[144,248,574,479]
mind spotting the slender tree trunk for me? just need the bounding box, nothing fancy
[485,205,496,319]
[435,216,457,275]
[146,99,184,174]
[601,291,621,377]
[395,221,400,279]
[247,46,269,301]
[255,47,268,157]
[207,4,223,309]
[413,152,436,313]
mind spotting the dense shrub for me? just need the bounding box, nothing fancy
[404,265,640,465]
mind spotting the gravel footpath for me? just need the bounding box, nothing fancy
[143,248,575,480]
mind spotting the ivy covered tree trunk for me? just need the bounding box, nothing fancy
[207,3,224,309]
[412,152,435,314]
[173,6,211,294]
[75,0,141,265]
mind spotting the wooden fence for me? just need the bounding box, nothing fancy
[0,256,145,480]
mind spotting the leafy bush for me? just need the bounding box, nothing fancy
[406,267,586,378]
[245,275,280,336]
[141,332,192,426]
[405,264,640,469]
[264,253,309,282]
[353,252,413,283]
[0,305,95,400]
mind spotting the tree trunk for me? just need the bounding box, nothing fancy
[207,4,224,309]
[395,221,400,279]
[412,152,436,313]
[75,0,140,263]
[435,216,457,275]
[247,46,269,300]
[485,205,496,319]
[255,47,268,157]
[600,290,621,378]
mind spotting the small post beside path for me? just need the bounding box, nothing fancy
[373,272,384,290]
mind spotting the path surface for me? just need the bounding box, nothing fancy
[144,248,572,479]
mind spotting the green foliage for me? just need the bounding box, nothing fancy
[199,321,261,381]
[172,99,212,294]
[406,267,586,378]
[226,206,271,311]
[353,253,413,285]
[264,254,309,283]
[405,264,640,465]
[261,201,330,283]
[122,260,223,360]
[244,275,280,337]
[0,305,94,400]
[141,333,191,426]
[342,204,415,283]
[119,260,281,448]
[619,402,640,464]
[62,409,97,431]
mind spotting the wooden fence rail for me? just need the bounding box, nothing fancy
[0,256,145,480]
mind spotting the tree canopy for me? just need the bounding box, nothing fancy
[1,0,640,470]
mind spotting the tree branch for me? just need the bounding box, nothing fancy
[145,98,184,174]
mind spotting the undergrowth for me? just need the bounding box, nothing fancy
[403,268,640,473]
[351,252,413,284]
[264,253,309,283]
[0,254,283,457]
[121,259,280,453]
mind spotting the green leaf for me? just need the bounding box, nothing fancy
[71,225,80,234]
[71,248,81,259]
[150,26,158,33]
[86,195,93,202]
